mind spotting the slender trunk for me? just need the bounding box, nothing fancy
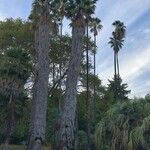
[52,63,55,86]
[116,52,120,77]
[27,29,39,150]
[59,18,63,112]
[114,51,117,77]
[58,17,85,150]
[27,2,50,149]
[59,18,63,86]
[114,51,117,101]
[93,35,96,125]
[86,21,90,150]
[74,109,78,150]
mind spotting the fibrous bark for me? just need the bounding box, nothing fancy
[27,1,50,149]
[58,17,85,150]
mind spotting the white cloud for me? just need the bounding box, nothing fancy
[121,47,150,79]
[143,28,150,34]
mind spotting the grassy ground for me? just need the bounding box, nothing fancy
[0,144,51,150]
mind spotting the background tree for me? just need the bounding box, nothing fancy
[107,75,131,102]
[0,47,31,150]
[109,20,126,77]
[95,97,150,150]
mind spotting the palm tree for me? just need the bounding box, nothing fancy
[58,10,86,150]
[109,21,126,77]
[27,1,50,149]
[109,34,124,77]
[58,0,98,149]
[90,17,102,122]
[83,2,99,149]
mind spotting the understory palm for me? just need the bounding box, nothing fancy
[95,97,150,150]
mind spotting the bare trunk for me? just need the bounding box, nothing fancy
[52,63,56,86]
[93,35,96,125]
[27,30,39,150]
[114,51,117,101]
[116,53,120,77]
[58,18,85,150]
[27,2,50,149]
[59,18,63,87]
[59,18,63,112]
[114,52,117,77]
[86,22,90,150]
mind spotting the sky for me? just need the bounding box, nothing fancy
[0,0,150,97]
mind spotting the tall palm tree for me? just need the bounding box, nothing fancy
[90,17,102,122]
[58,10,85,150]
[109,21,126,101]
[113,21,126,77]
[27,1,50,149]
[109,21,126,77]
[58,0,98,149]
[83,2,99,149]
[109,34,124,77]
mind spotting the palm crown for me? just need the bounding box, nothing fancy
[90,17,102,36]
[109,21,126,53]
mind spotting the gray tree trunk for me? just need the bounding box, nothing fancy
[116,52,120,77]
[58,20,85,150]
[93,35,96,124]
[27,2,50,149]
[114,52,117,77]
[86,22,91,150]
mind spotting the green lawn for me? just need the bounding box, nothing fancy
[0,145,51,150]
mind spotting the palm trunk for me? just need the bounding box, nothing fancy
[93,35,96,125]
[116,53,120,77]
[114,51,117,101]
[27,29,39,150]
[58,18,63,112]
[86,21,90,150]
[58,16,85,150]
[114,52,117,77]
[59,18,63,88]
[52,63,56,86]
[27,2,50,149]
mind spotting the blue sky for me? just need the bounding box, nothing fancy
[0,0,150,97]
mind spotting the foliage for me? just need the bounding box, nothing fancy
[0,18,33,52]
[107,75,131,102]
[0,1,148,150]
[95,97,150,150]
[0,46,31,145]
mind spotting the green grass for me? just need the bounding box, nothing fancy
[0,145,51,150]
